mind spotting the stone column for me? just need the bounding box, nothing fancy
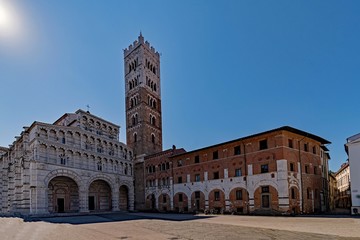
[79,186,89,213]
[112,187,120,211]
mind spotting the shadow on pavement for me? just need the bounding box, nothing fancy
[26,212,214,225]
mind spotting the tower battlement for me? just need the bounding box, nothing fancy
[124,33,160,57]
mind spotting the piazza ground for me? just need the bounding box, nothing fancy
[0,212,359,240]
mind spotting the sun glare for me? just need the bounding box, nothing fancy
[0,4,10,27]
[0,1,21,38]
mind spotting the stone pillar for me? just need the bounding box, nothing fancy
[205,191,209,210]
[277,160,289,212]
[225,191,230,211]
[128,187,135,211]
[170,178,174,210]
[79,186,89,213]
[112,188,120,211]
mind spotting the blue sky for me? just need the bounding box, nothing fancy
[0,0,359,171]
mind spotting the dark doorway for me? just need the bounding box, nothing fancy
[89,196,95,210]
[196,199,200,210]
[57,198,65,213]
[151,195,156,209]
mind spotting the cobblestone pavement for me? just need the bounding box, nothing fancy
[0,213,359,240]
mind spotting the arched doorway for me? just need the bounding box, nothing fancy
[48,176,79,213]
[229,187,249,214]
[146,194,156,210]
[191,191,205,212]
[119,185,129,211]
[88,180,112,211]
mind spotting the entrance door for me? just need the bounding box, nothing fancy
[196,199,200,210]
[57,198,65,213]
[89,196,95,211]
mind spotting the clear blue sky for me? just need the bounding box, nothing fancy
[1,0,359,171]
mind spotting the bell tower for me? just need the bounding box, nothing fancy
[124,33,163,157]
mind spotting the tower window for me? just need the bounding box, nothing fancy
[151,134,155,144]
[134,133,137,142]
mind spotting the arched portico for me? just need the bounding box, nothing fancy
[48,176,79,213]
[88,179,112,211]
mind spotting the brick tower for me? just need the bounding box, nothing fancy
[124,33,163,157]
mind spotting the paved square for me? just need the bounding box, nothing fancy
[1,213,359,240]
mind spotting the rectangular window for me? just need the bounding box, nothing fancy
[236,190,243,200]
[261,164,269,173]
[195,174,200,182]
[179,193,183,202]
[259,139,268,150]
[288,139,293,148]
[304,143,308,152]
[235,168,242,177]
[213,171,219,179]
[291,188,296,199]
[214,191,220,201]
[307,189,311,199]
[312,146,316,154]
[315,189,318,199]
[262,186,269,193]
[234,146,241,155]
[290,162,295,172]
[177,160,183,167]
[178,176,182,184]
[195,191,200,199]
[213,151,219,160]
[313,166,317,175]
[305,165,309,174]
[194,155,200,163]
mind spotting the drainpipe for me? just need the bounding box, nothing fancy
[298,135,307,214]
[242,141,248,214]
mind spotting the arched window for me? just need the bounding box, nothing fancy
[154,84,157,92]
[152,116,156,126]
[151,134,155,144]
[153,100,156,109]
[134,133,137,142]
[132,116,136,126]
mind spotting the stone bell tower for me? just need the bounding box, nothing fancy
[124,33,163,157]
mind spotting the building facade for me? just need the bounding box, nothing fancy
[143,126,331,214]
[0,110,134,215]
[345,133,360,214]
[334,162,351,208]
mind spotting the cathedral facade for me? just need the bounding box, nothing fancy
[0,110,134,215]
